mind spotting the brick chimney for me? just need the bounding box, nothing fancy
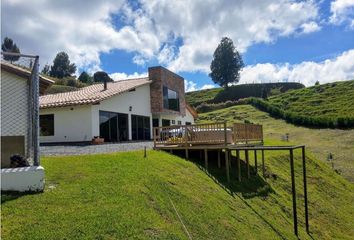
[103,78,107,91]
[148,66,186,116]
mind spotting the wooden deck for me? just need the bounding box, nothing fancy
[153,122,309,236]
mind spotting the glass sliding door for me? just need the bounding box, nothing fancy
[131,114,151,140]
[118,113,128,141]
[99,111,129,142]
[99,111,111,141]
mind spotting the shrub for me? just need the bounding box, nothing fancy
[10,154,29,168]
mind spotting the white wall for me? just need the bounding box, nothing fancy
[1,166,45,192]
[153,107,195,126]
[91,84,152,139]
[40,105,92,143]
[40,84,153,143]
[1,71,28,137]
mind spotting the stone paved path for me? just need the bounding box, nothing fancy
[40,141,154,156]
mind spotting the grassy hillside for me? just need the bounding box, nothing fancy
[2,150,354,239]
[268,80,354,118]
[186,82,304,107]
[197,104,354,182]
[44,84,79,94]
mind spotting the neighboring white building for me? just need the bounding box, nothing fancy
[1,58,53,192]
[39,66,197,144]
[1,61,53,167]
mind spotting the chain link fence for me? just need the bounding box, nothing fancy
[1,52,40,167]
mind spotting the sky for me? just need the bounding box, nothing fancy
[2,0,354,91]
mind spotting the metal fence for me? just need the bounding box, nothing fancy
[1,52,40,166]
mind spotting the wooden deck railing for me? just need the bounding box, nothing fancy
[233,123,263,144]
[153,122,232,147]
[153,121,263,147]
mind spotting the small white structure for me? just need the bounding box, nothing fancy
[39,66,197,144]
[1,55,53,192]
[1,166,45,192]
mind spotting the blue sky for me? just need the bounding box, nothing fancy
[2,0,354,89]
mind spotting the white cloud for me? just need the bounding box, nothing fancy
[110,72,147,81]
[135,0,320,73]
[200,84,216,90]
[300,21,321,33]
[240,49,354,86]
[185,80,198,92]
[329,0,354,25]
[2,0,320,74]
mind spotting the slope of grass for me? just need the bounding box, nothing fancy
[268,80,354,119]
[186,82,304,107]
[44,84,79,94]
[197,104,354,182]
[2,150,354,239]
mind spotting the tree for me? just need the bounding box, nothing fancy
[261,87,268,100]
[41,64,50,75]
[93,71,113,83]
[49,52,76,78]
[78,71,93,84]
[315,80,320,86]
[1,37,20,62]
[209,37,244,88]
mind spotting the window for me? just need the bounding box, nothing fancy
[178,121,182,125]
[131,115,151,140]
[99,111,128,142]
[163,86,180,111]
[185,122,192,125]
[162,119,170,127]
[40,114,54,136]
[171,120,175,125]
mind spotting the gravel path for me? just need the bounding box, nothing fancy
[40,141,154,156]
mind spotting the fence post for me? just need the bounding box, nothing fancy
[32,56,40,166]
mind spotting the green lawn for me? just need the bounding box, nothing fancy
[197,104,354,182]
[2,149,354,239]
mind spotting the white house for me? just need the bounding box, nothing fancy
[39,66,197,144]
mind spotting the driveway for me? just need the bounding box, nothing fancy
[40,141,154,156]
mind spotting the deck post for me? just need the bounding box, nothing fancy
[185,149,189,160]
[302,146,309,233]
[290,149,298,236]
[224,121,227,146]
[225,149,230,182]
[229,150,232,168]
[153,127,157,148]
[204,149,208,169]
[236,149,241,182]
[254,150,258,174]
[245,150,250,179]
[262,150,265,178]
[217,150,221,168]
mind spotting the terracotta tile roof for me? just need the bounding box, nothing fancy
[40,77,151,109]
[1,61,54,94]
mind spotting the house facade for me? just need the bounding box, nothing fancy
[39,66,197,144]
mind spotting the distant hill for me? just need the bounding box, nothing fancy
[268,80,354,119]
[186,82,304,107]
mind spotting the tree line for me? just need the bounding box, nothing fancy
[2,37,113,88]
